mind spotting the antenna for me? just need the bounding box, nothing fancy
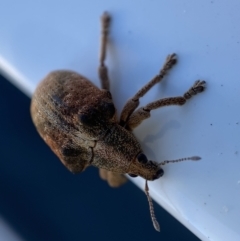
[145,180,160,232]
[159,156,201,166]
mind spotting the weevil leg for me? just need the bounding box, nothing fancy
[120,54,177,126]
[99,169,127,187]
[98,12,111,90]
[126,80,206,130]
[98,16,113,182]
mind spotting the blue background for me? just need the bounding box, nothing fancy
[0,75,200,241]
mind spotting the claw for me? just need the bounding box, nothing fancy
[184,80,206,99]
[164,53,177,71]
[193,80,206,93]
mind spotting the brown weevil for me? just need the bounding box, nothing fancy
[31,12,206,232]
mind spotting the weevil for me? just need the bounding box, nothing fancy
[31,12,206,231]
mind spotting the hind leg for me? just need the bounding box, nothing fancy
[99,169,127,187]
[126,80,206,130]
[98,12,111,90]
[98,13,127,186]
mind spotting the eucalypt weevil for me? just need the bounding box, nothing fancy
[31,12,206,232]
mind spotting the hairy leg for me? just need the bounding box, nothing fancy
[120,54,177,126]
[98,12,111,90]
[99,169,127,187]
[126,80,206,130]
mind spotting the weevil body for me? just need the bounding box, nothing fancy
[31,12,206,231]
[31,71,162,180]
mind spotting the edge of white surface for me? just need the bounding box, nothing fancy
[0,216,24,241]
[0,56,33,98]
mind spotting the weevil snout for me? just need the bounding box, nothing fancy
[154,167,164,179]
[127,153,164,181]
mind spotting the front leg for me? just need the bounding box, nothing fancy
[126,80,206,130]
[120,54,177,126]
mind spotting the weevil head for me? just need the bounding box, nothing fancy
[127,153,164,181]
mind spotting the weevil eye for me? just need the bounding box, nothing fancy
[137,153,148,164]
[128,173,138,177]
[155,169,164,179]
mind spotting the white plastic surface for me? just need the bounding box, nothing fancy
[0,217,24,241]
[1,1,240,240]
